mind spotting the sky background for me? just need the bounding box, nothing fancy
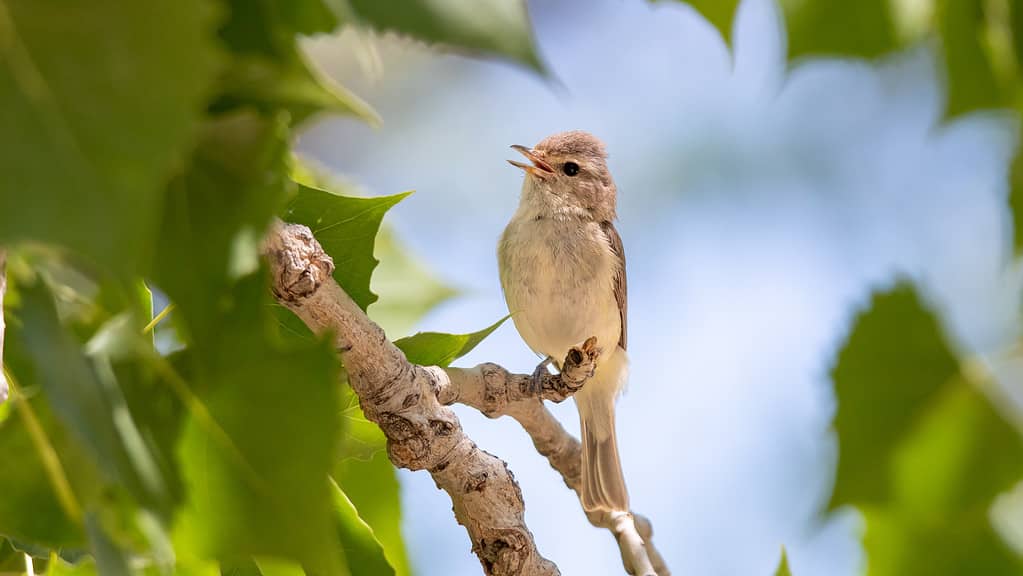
[296,0,1023,574]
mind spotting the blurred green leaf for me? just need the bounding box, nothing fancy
[338,384,387,463]
[939,0,1005,117]
[668,0,740,44]
[0,394,92,549]
[1010,144,1023,252]
[0,539,21,572]
[154,111,290,353]
[395,316,508,367]
[330,478,394,576]
[781,0,897,59]
[173,274,345,574]
[774,547,792,576]
[346,0,545,72]
[216,54,378,126]
[831,284,1023,574]
[830,285,961,509]
[277,0,344,36]
[17,280,172,517]
[0,0,220,276]
[333,452,410,576]
[863,508,1023,576]
[370,229,458,338]
[284,184,412,311]
[214,0,375,125]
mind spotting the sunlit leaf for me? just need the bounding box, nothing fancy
[333,453,410,576]
[0,0,220,275]
[774,547,792,576]
[0,395,91,548]
[284,184,411,310]
[173,274,345,574]
[370,229,457,338]
[213,0,375,125]
[17,280,172,516]
[346,0,545,72]
[330,478,394,576]
[395,316,508,367]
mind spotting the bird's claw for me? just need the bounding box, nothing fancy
[530,356,553,399]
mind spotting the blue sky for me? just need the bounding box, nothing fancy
[298,0,1022,573]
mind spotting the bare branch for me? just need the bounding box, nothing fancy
[439,366,669,576]
[265,223,559,576]
[265,222,669,576]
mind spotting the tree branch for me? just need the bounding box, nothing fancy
[437,366,669,576]
[265,222,668,576]
[265,223,558,576]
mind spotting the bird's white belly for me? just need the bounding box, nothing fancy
[499,218,621,364]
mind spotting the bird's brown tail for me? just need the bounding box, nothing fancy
[576,363,629,512]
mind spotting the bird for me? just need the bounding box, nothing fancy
[498,130,629,513]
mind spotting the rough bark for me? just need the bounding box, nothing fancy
[265,222,668,576]
[439,365,669,576]
[265,223,558,576]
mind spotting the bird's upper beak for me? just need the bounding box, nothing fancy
[508,145,555,178]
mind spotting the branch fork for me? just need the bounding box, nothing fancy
[265,222,667,576]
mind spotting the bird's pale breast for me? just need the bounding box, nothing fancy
[498,216,621,364]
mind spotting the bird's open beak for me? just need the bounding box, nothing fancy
[508,145,555,178]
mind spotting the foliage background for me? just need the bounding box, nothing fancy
[1,0,1023,575]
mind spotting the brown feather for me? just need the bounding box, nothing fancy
[600,221,627,351]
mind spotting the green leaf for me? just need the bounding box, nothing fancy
[17,280,172,516]
[829,285,961,509]
[1011,152,1023,252]
[774,547,792,576]
[0,0,220,276]
[333,452,410,576]
[395,316,508,367]
[667,0,740,44]
[346,0,545,72]
[781,0,898,60]
[830,283,1023,574]
[214,0,375,125]
[0,394,92,548]
[153,111,291,353]
[939,0,1005,117]
[330,478,394,576]
[338,384,387,463]
[863,508,1023,576]
[276,0,344,36]
[283,184,412,311]
[173,273,345,575]
[370,229,458,338]
[215,53,378,126]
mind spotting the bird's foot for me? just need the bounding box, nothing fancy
[530,356,554,400]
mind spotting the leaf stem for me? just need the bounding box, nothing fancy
[142,303,175,334]
[3,366,82,523]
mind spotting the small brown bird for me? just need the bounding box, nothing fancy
[499,130,629,513]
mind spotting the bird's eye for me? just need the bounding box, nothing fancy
[562,162,580,176]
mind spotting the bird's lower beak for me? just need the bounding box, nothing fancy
[508,145,555,178]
